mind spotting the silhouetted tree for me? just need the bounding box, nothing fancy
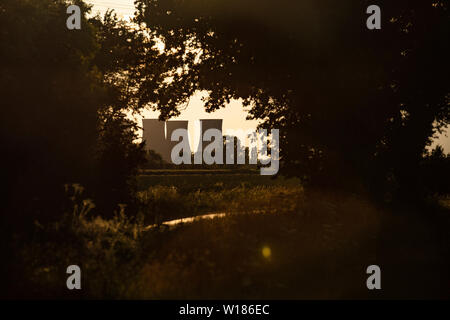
[0,1,191,295]
[94,108,147,216]
[0,0,104,297]
[135,0,449,199]
[0,0,205,220]
[0,0,102,227]
[419,146,450,196]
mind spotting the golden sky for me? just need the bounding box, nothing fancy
[87,0,450,152]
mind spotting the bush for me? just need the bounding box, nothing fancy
[420,146,450,196]
[19,184,147,298]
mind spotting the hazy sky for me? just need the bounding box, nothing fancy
[87,0,450,152]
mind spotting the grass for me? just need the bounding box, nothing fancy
[136,173,301,224]
[137,172,294,193]
[136,183,303,224]
[128,190,382,299]
[16,175,450,299]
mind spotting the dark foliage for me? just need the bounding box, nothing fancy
[419,146,450,195]
[135,0,450,198]
[94,108,147,216]
[0,0,168,294]
[0,0,101,230]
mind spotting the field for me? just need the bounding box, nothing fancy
[17,171,450,299]
[137,169,288,192]
[136,170,301,224]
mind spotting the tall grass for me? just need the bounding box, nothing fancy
[20,186,147,298]
[128,190,382,299]
[17,178,449,299]
[136,183,304,224]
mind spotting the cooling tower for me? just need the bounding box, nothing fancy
[166,120,190,163]
[199,119,223,153]
[142,118,168,161]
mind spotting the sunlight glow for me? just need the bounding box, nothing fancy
[262,246,272,259]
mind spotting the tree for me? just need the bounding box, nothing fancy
[0,0,105,297]
[134,0,449,198]
[89,9,200,213]
[0,0,103,226]
[419,146,450,195]
[94,108,147,216]
[0,0,188,295]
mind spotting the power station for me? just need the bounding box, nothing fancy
[199,119,223,153]
[142,118,222,164]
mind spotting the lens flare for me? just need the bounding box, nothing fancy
[262,246,271,259]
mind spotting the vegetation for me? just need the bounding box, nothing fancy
[17,176,450,299]
[137,175,301,224]
[135,0,450,198]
